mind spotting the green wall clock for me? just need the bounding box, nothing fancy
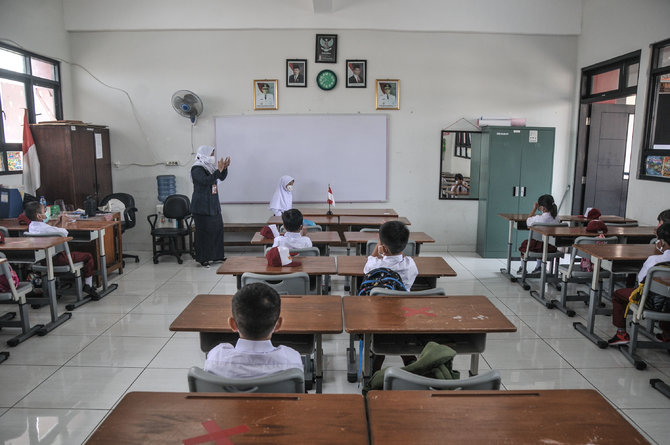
[316,69,337,90]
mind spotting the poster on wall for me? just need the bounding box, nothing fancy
[646,156,663,176]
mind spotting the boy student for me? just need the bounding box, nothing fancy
[364,220,418,290]
[204,283,303,378]
[272,209,312,250]
[24,201,99,297]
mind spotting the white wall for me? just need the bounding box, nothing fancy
[578,0,670,225]
[68,29,577,250]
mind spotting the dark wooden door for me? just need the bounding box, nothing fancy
[71,128,97,208]
[583,104,635,216]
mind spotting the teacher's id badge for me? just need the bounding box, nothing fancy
[211,184,217,194]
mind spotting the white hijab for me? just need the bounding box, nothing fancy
[193,145,217,174]
[269,175,294,215]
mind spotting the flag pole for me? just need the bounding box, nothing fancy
[327,183,333,215]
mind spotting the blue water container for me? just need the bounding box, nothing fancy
[157,175,176,203]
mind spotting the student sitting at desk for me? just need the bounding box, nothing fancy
[450,173,470,194]
[272,209,312,250]
[24,201,99,298]
[204,283,303,378]
[269,175,295,216]
[518,194,560,274]
[364,220,418,290]
[608,223,670,346]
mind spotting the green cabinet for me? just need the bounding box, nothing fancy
[476,127,555,258]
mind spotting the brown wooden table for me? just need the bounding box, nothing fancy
[170,294,343,393]
[338,215,411,228]
[343,295,515,380]
[366,389,649,445]
[560,214,638,226]
[267,215,340,226]
[250,231,342,246]
[343,231,435,255]
[298,207,398,216]
[572,243,658,349]
[85,392,368,445]
[216,256,337,294]
[1,236,74,340]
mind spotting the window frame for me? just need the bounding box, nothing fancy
[580,50,640,104]
[638,37,670,182]
[0,43,63,175]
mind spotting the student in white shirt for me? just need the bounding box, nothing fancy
[24,201,99,297]
[518,194,560,274]
[269,175,294,216]
[272,209,312,249]
[608,223,670,346]
[204,283,303,379]
[450,173,470,194]
[364,220,418,290]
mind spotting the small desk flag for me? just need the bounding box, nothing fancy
[328,185,335,206]
[22,110,41,196]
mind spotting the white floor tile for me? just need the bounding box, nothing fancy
[0,335,97,366]
[0,408,107,445]
[499,368,595,390]
[546,337,634,368]
[482,338,571,369]
[0,365,59,406]
[579,367,670,409]
[67,336,169,367]
[126,368,191,393]
[148,337,206,368]
[103,313,177,337]
[623,408,670,445]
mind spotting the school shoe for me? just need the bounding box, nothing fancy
[83,284,100,299]
[607,331,630,346]
[199,261,210,268]
[655,333,670,343]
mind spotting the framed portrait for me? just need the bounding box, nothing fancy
[286,59,307,87]
[346,60,366,88]
[376,79,399,110]
[253,80,278,110]
[315,34,337,63]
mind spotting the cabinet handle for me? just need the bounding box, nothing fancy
[512,186,518,197]
[521,186,527,197]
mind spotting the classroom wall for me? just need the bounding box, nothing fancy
[66,29,577,251]
[577,0,670,225]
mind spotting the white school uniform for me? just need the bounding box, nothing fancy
[526,211,560,227]
[638,249,670,283]
[272,232,313,249]
[27,221,68,236]
[364,254,418,290]
[269,175,294,216]
[204,338,303,379]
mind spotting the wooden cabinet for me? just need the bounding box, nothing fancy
[30,123,113,208]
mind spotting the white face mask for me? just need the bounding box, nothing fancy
[208,156,216,164]
[656,240,665,253]
[285,184,294,192]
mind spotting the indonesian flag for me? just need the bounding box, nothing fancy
[22,110,41,196]
[327,185,335,206]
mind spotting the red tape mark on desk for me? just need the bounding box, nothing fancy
[402,306,435,317]
[182,421,250,445]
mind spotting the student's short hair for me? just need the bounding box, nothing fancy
[455,173,464,181]
[232,283,281,340]
[24,201,43,221]
[379,220,410,255]
[282,209,303,232]
[658,209,670,224]
[657,223,670,245]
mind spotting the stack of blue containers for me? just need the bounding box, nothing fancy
[157,175,176,203]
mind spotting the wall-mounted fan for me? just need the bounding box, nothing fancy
[171,90,203,124]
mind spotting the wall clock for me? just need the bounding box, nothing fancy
[316,69,337,90]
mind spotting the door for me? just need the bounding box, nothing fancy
[583,104,635,216]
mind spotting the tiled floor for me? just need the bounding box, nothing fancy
[1,249,669,444]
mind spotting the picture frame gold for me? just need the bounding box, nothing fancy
[376,79,399,110]
[253,79,278,110]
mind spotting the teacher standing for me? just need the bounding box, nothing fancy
[191,145,230,267]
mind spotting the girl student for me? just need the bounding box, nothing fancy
[269,175,295,216]
[518,194,560,274]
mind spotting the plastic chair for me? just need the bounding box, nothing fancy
[366,240,417,257]
[241,272,310,295]
[360,228,379,232]
[187,366,304,393]
[22,232,90,311]
[370,287,446,296]
[620,265,670,370]
[0,252,41,347]
[554,236,618,317]
[383,367,501,390]
[99,193,140,264]
[147,194,193,264]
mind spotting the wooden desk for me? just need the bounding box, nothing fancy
[1,237,73,340]
[338,215,411,228]
[572,243,657,349]
[343,231,435,255]
[85,392,368,445]
[560,214,638,226]
[366,390,649,445]
[267,215,339,226]
[250,231,342,246]
[298,207,398,216]
[343,295,515,379]
[527,226,656,307]
[170,294,343,393]
[216,256,337,294]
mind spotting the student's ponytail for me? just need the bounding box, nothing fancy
[538,194,557,218]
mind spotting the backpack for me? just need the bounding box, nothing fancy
[358,267,407,296]
[624,261,670,318]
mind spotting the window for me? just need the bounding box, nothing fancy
[0,43,62,175]
[639,38,670,181]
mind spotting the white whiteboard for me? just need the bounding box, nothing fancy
[214,114,388,204]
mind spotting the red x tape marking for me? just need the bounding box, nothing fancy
[402,306,435,317]
[183,421,250,445]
